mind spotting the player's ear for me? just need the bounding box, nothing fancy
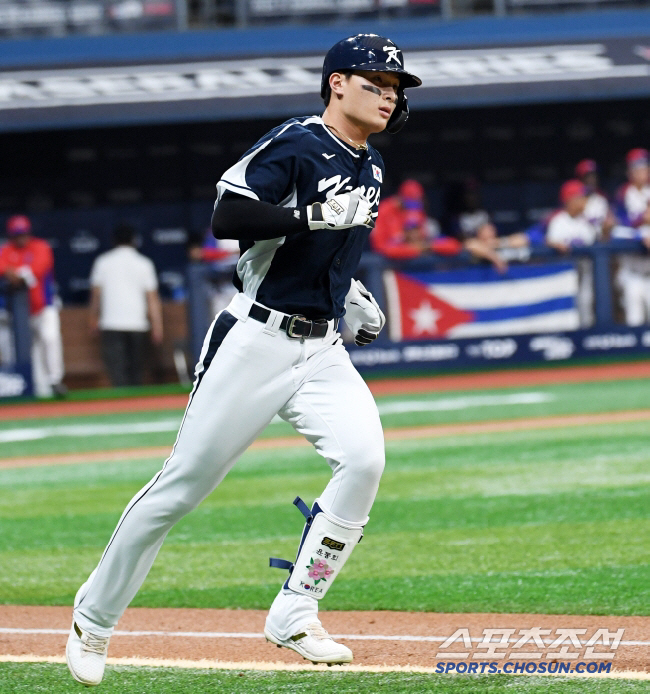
[329,72,347,100]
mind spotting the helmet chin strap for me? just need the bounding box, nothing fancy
[385,91,409,134]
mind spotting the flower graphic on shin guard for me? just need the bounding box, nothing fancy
[306,558,334,584]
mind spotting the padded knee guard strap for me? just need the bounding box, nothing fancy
[270,497,365,599]
[269,497,317,590]
[287,507,363,599]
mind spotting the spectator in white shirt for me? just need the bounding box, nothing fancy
[89,223,163,386]
[546,180,598,327]
[546,180,598,251]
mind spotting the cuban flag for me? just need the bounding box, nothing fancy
[384,264,580,341]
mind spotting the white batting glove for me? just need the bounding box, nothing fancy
[307,192,374,230]
[343,279,386,347]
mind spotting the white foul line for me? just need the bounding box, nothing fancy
[0,627,648,647]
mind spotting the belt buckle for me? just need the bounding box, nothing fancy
[287,314,309,339]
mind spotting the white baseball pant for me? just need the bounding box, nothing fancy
[74,292,385,637]
[617,262,650,326]
[30,305,64,397]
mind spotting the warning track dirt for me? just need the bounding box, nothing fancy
[0,606,648,676]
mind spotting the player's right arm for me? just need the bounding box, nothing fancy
[212,192,372,240]
[211,124,372,240]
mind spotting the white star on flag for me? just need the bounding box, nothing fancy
[409,300,441,335]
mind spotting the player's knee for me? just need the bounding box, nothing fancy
[348,442,385,486]
[152,491,202,526]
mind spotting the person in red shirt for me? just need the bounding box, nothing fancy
[372,179,511,272]
[0,215,66,397]
[371,179,461,260]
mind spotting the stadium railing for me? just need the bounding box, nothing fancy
[186,239,648,366]
[0,283,33,398]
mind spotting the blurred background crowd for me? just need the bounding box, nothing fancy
[1,0,650,394]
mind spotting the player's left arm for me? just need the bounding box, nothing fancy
[212,193,309,240]
[343,279,386,347]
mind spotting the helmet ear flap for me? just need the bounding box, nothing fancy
[385,91,409,134]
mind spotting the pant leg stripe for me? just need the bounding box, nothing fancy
[194,310,238,393]
[78,311,239,607]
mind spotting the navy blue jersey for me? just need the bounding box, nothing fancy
[215,115,385,320]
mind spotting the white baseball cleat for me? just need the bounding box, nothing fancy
[264,621,353,665]
[66,621,110,686]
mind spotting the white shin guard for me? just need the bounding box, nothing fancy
[272,498,365,600]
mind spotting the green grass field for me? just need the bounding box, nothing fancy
[2,663,649,693]
[1,376,649,691]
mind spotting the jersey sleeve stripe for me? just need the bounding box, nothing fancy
[217,180,260,200]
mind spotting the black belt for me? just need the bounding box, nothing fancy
[248,303,332,339]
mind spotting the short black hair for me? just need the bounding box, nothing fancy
[323,70,353,107]
[113,222,136,246]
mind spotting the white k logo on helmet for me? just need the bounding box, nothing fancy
[383,46,402,65]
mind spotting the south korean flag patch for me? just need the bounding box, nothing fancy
[372,164,383,183]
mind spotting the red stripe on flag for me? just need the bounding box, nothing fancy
[395,273,474,339]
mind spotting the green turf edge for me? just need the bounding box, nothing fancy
[360,354,650,382]
[1,353,648,405]
[0,663,646,694]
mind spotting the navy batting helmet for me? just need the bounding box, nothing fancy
[321,34,421,134]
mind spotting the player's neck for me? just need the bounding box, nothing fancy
[322,110,370,150]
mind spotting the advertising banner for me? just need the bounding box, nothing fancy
[348,326,650,371]
[343,261,650,373]
[384,264,580,341]
[2,35,650,131]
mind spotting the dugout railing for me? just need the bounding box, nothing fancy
[0,283,33,398]
[186,239,650,370]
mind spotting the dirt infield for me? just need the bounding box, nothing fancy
[1,360,649,422]
[2,408,650,471]
[0,606,648,674]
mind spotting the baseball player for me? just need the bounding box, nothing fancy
[0,215,66,397]
[66,34,421,686]
[615,148,650,325]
